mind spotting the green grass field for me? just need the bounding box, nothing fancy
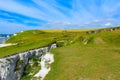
[45,44,120,80]
[0,29,85,57]
[0,30,56,57]
[0,28,120,80]
[44,30,120,80]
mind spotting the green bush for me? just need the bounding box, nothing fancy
[56,41,65,47]
[14,59,23,71]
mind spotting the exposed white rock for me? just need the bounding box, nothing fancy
[13,34,17,36]
[0,43,16,48]
[0,43,56,80]
[20,31,24,33]
[7,35,10,38]
[34,52,54,80]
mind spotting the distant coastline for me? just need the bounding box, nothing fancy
[0,34,12,44]
[0,34,13,37]
[0,37,7,44]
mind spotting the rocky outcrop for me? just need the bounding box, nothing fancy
[33,52,54,80]
[0,43,56,80]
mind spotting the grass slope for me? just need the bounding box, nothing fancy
[44,31,120,80]
[0,30,55,57]
[0,30,84,57]
[0,28,120,80]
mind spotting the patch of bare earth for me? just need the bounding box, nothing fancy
[94,37,105,44]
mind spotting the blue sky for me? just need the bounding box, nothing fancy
[0,0,120,33]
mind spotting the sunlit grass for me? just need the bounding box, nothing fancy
[0,29,120,80]
[45,31,120,80]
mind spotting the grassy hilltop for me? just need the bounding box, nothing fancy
[0,27,120,80]
[45,29,120,80]
[0,29,85,57]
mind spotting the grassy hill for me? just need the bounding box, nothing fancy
[0,30,55,57]
[45,30,120,80]
[0,29,85,57]
[0,27,120,80]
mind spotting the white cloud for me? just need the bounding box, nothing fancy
[32,0,70,21]
[94,20,101,23]
[105,22,112,26]
[106,18,115,21]
[0,20,40,33]
[0,0,120,33]
[0,0,46,20]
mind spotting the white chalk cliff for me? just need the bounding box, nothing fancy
[0,43,56,80]
[34,52,54,80]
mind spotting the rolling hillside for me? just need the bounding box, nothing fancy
[0,27,120,80]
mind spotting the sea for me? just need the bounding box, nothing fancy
[0,34,12,44]
[0,37,7,44]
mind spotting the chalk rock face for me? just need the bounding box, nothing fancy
[34,52,54,80]
[0,43,56,80]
